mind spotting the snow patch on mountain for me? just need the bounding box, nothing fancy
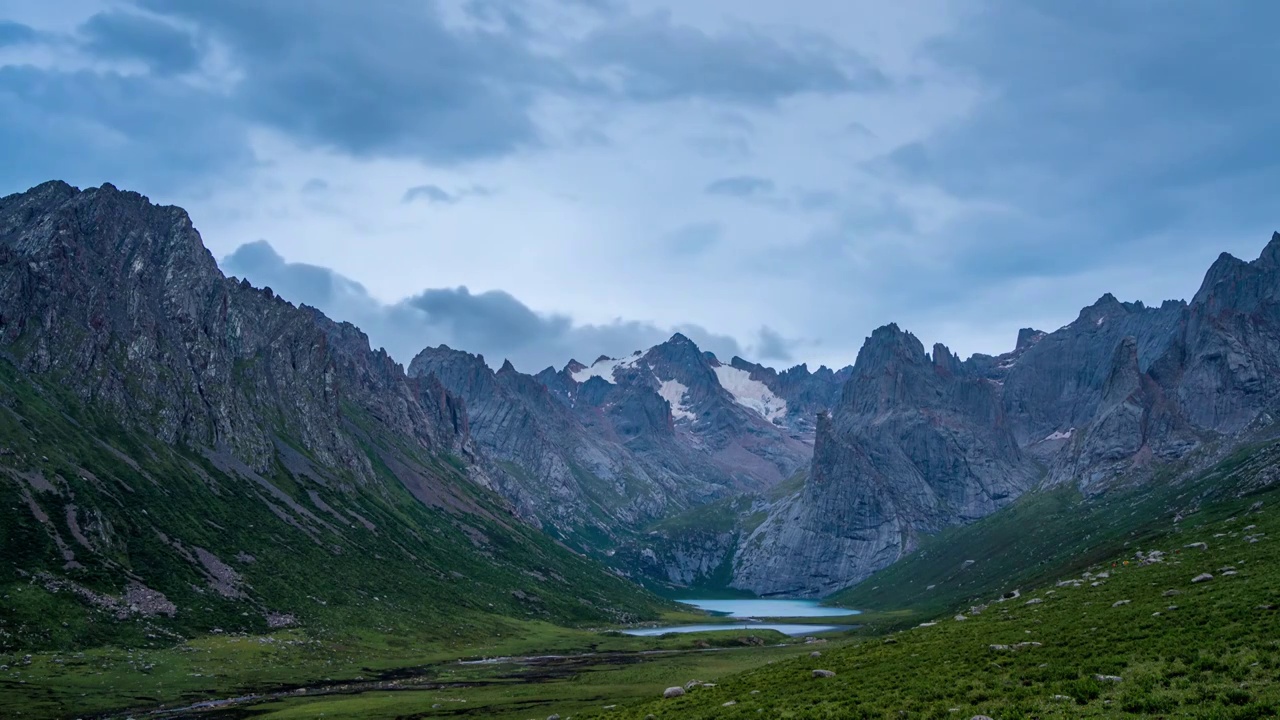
[713,365,788,423]
[658,379,696,421]
[571,351,643,384]
[1045,428,1075,441]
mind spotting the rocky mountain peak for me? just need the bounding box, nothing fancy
[1257,230,1280,267]
[649,333,706,365]
[1015,328,1047,352]
[1,180,487,491]
[853,323,928,374]
[1193,252,1250,304]
[931,343,963,377]
[667,332,695,346]
[729,355,776,380]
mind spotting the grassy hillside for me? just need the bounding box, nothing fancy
[0,354,672,658]
[614,481,1280,718]
[40,455,1278,719]
[829,439,1280,624]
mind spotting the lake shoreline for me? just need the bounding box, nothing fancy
[622,597,862,636]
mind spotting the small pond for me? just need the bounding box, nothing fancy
[621,598,860,637]
[676,598,861,618]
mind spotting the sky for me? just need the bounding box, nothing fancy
[1,0,1277,373]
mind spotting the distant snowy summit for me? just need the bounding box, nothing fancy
[566,343,796,426]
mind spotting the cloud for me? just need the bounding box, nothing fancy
[578,11,887,104]
[863,2,1280,282]
[724,1,1280,362]
[796,189,838,211]
[12,0,1270,373]
[664,222,721,256]
[0,20,38,47]
[705,175,774,198]
[126,2,884,166]
[402,183,494,204]
[845,121,874,138]
[403,184,455,204]
[753,326,792,362]
[79,11,201,74]
[703,176,838,214]
[300,178,329,194]
[0,66,253,192]
[220,240,745,372]
[142,0,579,164]
[0,0,890,190]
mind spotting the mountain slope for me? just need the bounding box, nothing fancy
[617,457,1280,718]
[550,333,814,490]
[833,434,1280,617]
[734,327,1037,596]
[411,333,839,566]
[733,233,1280,596]
[0,181,667,652]
[408,345,711,551]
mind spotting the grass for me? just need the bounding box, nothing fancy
[611,491,1280,718]
[0,623,824,718]
[8,324,1280,720]
[230,636,816,720]
[830,438,1280,626]
[0,353,686,717]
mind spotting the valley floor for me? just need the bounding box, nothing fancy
[7,449,1280,719]
[7,484,1279,720]
[0,622,823,719]
[7,471,1269,717]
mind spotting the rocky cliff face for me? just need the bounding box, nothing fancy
[0,181,478,488]
[408,345,724,550]
[733,233,1280,596]
[541,333,817,492]
[0,181,667,642]
[723,357,853,440]
[734,326,1037,596]
[410,333,840,559]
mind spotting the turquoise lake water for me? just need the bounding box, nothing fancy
[675,598,861,618]
[621,598,860,636]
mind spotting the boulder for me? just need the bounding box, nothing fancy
[1192,573,1214,583]
[812,669,836,678]
[663,686,685,699]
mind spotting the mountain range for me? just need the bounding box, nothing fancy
[734,239,1280,595]
[4,179,1280,638]
[408,336,845,554]
[405,232,1280,600]
[0,181,669,650]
